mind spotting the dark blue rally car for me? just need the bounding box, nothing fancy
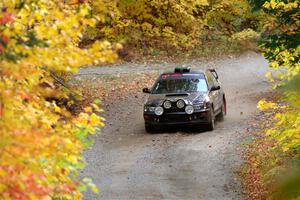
[142,68,226,133]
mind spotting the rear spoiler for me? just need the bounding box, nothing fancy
[208,69,219,80]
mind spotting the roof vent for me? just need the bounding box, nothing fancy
[174,67,191,73]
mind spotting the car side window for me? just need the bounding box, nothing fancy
[212,73,220,87]
[206,72,214,90]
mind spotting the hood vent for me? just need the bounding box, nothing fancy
[165,93,188,97]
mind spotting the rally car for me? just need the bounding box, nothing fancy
[142,67,226,133]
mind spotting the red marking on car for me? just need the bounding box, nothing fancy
[170,73,182,77]
[162,74,182,79]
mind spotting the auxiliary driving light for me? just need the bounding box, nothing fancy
[154,106,164,116]
[163,100,172,109]
[176,99,185,109]
[185,105,194,115]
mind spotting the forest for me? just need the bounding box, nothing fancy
[0,0,299,199]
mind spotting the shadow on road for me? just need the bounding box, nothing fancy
[150,125,211,134]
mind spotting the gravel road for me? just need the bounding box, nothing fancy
[79,52,269,200]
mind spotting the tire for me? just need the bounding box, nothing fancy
[145,124,156,133]
[207,109,215,131]
[217,100,226,121]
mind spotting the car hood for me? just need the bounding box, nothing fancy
[145,92,208,106]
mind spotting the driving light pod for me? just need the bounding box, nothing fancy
[163,100,172,109]
[176,99,185,109]
[185,105,194,115]
[154,106,164,116]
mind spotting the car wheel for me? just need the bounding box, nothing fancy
[217,100,226,121]
[207,109,215,131]
[145,124,157,133]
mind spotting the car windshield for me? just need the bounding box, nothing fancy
[152,74,208,94]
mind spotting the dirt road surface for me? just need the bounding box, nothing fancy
[78,52,269,200]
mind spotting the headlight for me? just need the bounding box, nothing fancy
[144,106,156,112]
[163,100,172,109]
[204,102,210,109]
[203,96,211,109]
[154,106,164,116]
[185,105,194,114]
[176,99,185,109]
[192,100,204,110]
[193,104,204,110]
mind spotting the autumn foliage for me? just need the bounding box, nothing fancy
[84,0,264,57]
[0,1,117,199]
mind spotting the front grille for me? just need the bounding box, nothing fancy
[161,112,208,123]
[161,114,190,123]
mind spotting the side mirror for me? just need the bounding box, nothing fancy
[142,88,151,93]
[210,85,220,91]
[209,69,219,80]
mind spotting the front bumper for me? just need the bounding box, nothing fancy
[144,110,211,126]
